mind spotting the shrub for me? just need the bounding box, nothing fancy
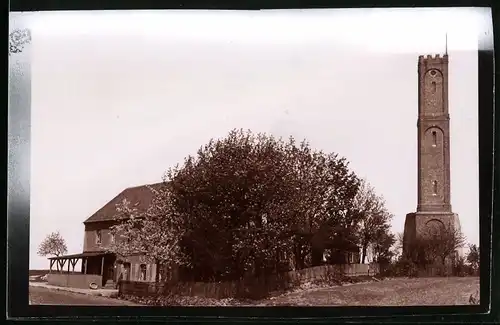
[452,256,468,276]
[381,257,419,277]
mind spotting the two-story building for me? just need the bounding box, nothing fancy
[47,183,164,289]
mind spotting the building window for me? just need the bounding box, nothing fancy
[432,131,437,147]
[122,262,131,281]
[432,180,438,195]
[96,230,102,244]
[139,264,147,281]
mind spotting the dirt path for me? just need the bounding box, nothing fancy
[29,286,141,306]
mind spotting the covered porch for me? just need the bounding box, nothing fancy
[48,251,116,288]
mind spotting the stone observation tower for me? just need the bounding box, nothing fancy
[403,53,461,257]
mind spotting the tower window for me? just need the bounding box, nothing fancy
[432,131,437,147]
[431,81,437,93]
[432,181,438,195]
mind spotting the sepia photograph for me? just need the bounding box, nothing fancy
[10,7,485,307]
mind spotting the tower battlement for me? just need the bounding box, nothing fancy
[418,54,449,64]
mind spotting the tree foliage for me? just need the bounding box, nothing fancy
[105,184,184,283]
[38,231,68,257]
[165,129,361,281]
[394,222,467,276]
[371,228,396,264]
[394,232,405,259]
[108,129,398,283]
[466,244,480,273]
[419,222,466,266]
[353,179,393,263]
[386,225,471,277]
[287,138,361,267]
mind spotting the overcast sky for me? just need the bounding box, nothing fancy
[12,8,487,269]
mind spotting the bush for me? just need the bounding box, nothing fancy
[378,254,480,278]
[450,256,479,277]
[452,257,468,276]
[381,257,419,277]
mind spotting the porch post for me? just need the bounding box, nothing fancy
[66,258,70,286]
[84,258,88,274]
[59,259,66,273]
[101,256,105,276]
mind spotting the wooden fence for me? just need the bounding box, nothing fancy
[119,263,379,299]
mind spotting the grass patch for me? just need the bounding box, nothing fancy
[119,276,479,306]
[263,277,480,306]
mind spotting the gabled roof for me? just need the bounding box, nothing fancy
[83,182,165,224]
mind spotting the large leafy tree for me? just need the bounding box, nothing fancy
[167,130,299,280]
[166,129,360,280]
[105,129,387,283]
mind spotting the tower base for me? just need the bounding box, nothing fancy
[403,211,462,259]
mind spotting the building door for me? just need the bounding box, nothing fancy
[123,263,131,281]
[107,264,114,284]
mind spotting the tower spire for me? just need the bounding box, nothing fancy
[445,33,448,55]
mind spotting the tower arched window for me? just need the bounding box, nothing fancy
[431,81,437,93]
[432,131,437,147]
[432,180,438,195]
